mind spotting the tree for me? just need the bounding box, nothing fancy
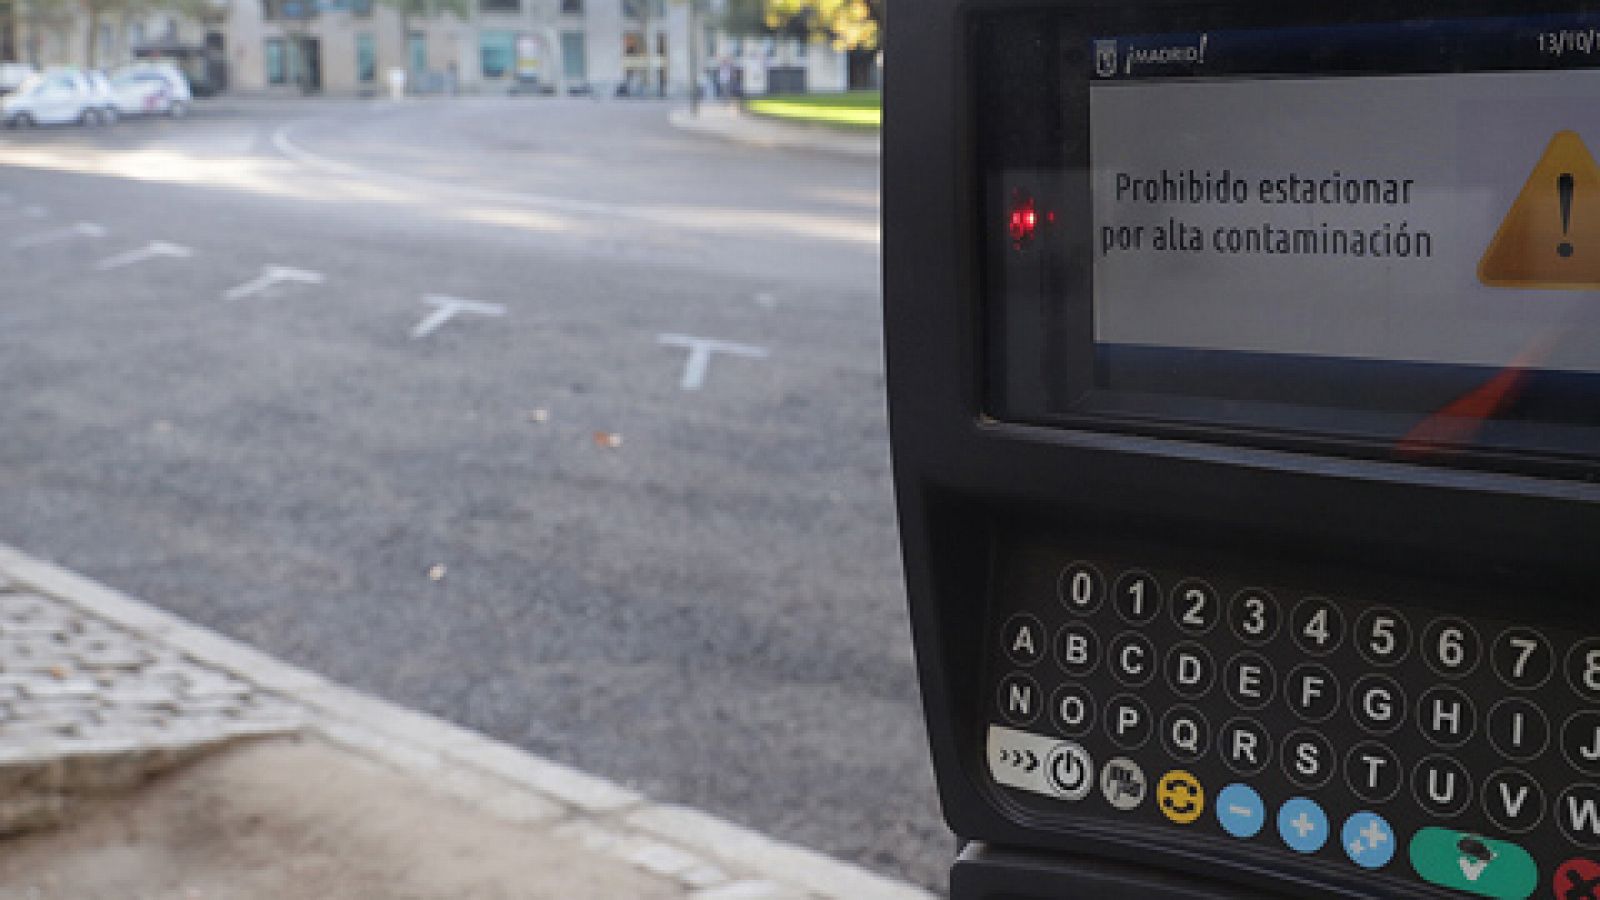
[15,0,72,65]
[70,0,218,69]
[764,0,881,51]
[717,0,768,35]
[80,0,118,67]
[0,0,15,59]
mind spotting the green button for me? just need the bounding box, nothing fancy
[1408,828,1538,899]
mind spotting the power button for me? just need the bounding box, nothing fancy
[1046,742,1094,801]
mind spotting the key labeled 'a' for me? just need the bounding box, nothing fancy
[1479,130,1600,289]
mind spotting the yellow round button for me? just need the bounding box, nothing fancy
[1156,769,1205,825]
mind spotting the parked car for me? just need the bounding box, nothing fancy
[2,69,110,127]
[109,63,192,118]
[87,70,119,124]
[0,63,36,96]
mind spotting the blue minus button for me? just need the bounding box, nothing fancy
[1216,783,1265,838]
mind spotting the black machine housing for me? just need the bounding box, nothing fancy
[884,1,1600,897]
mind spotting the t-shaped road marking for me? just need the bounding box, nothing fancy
[223,265,325,301]
[95,241,194,272]
[11,222,105,250]
[411,294,507,339]
[657,334,771,392]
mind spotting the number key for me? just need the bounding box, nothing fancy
[1170,578,1219,635]
[1113,570,1160,625]
[1492,627,1553,690]
[1058,562,1104,615]
[1228,588,1280,645]
[1354,606,1410,667]
[1291,597,1344,656]
[1568,637,1600,701]
[1422,617,1481,678]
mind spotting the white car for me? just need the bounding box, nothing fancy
[109,64,192,118]
[87,70,119,123]
[2,69,110,127]
[0,63,36,96]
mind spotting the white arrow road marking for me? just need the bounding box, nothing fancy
[94,241,194,272]
[223,265,325,301]
[657,333,770,392]
[11,222,104,249]
[410,294,507,339]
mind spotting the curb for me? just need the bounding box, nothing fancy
[668,107,880,160]
[0,542,933,900]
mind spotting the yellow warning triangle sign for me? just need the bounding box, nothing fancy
[1479,130,1600,290]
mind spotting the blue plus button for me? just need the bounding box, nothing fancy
[1341,811,1396,869]
[1277,796,1329,854]
[1215,784,1265,838]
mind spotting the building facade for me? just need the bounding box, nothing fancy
[226,0,706,96]
[5,0,850,98]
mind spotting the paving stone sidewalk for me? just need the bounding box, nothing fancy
[0,578,302,836]
[0,545,936,900]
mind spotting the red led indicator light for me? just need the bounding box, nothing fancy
[1008,194,1051,246]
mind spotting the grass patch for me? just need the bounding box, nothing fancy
[744,91,881,130]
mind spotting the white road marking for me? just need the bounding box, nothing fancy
[11,222,106,249]
[223,265,325,301]
[410,294,506,339]
[755,292,778,309]
[94,241,194,272]
[657,333,770,392]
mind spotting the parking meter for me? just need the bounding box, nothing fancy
[884,3,1600,898]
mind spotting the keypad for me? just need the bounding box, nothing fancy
[984,542,1600,896]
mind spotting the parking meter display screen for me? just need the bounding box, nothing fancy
[1015,13,1600,468]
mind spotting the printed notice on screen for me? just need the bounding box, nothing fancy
[1089,70,1600,373]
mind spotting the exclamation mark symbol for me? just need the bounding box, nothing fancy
[1558,172,1576,258]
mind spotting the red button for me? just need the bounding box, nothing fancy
[1555,858,1600,900]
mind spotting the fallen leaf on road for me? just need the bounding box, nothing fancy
[593,432,623,449]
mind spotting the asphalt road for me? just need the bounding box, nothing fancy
[0,97,947,889]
